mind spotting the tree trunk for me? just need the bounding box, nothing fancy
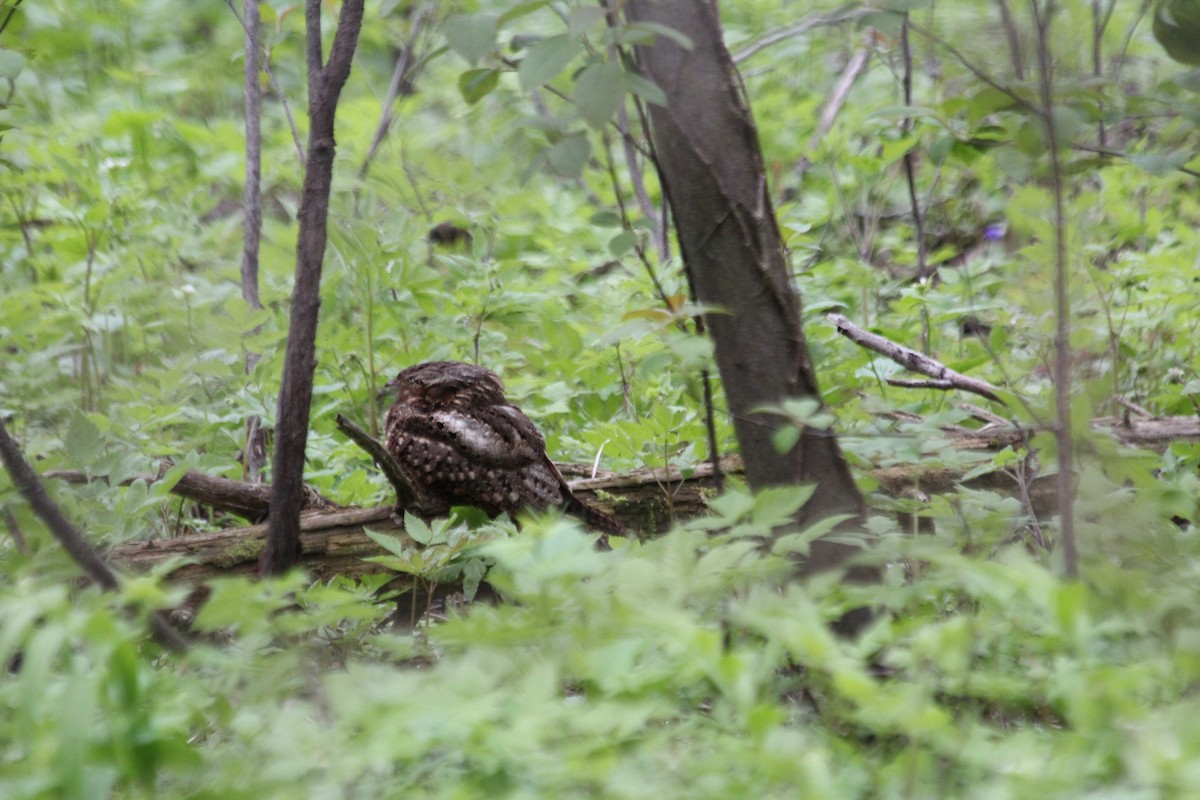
[262,0,365,574]
[624,0,865,575]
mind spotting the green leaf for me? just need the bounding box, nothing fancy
[624,71,667,106]
[458,68,500,105]
[546,132,590,177]
[1129,150,1190,176]
[364,528,410,558]
[616,21,693,49]
[499,1,550,26]
[751,485,816,527]
[608,229,636,257]
[444,13,498,66]
[589,209,622,227]
[461,558,487,601]
[574,62,625,128]
[0,49,25,80]
[518,35,582,91]
[568,8,607,36]
[772,425,801,454]
[403,512,436,546]
[1155,0,1200,66]
[65,412,103,464]
[771,513,856,556]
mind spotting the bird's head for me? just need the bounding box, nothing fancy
[383,361,506,407]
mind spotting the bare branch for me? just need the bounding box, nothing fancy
[731,7,875,63]
[43,464,339,520]
[796,42,871,181]
[1032,0,1077,577]
[241,0,264,313]
[828,312,1007,405]
[0,420,187,651]
[358,2,433,180]
[334,414,427,511]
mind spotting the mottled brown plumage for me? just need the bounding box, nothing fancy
[383,361,625,539]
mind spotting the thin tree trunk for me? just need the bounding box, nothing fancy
[262,0,365,574]
[624,0,866,577]
[241,0,263,314]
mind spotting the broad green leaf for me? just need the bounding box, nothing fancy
[403,512,436,546]
[772,425,801,454]
[751,485,816,526]
[0,49,25,80]
[65,412,103,464]
[616,21,693,49]
[546,132,590,177]
[608,229,636,257]
[1130,150,1189,175]
[444,13,498,66]
[624,71,667,106]
[568,7,607,36]
[365,528,410,558]
[458,68,500,105]
[499,0,550,26]
[574,62,625,128]
[518,35,581,91]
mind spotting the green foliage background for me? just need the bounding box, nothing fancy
[2,0,1200,797]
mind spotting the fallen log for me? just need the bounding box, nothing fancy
[93,414,1200,581]
[107,457,738,580]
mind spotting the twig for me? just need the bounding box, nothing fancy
[1071,142,1200,179]
[334,414,427,511]
[2,505,28,554]
[0,420,187,651]
[828,312,1007,405]
[731,7,875,63]
[907,20,1038,116]
[1114,396,1154,420]
[796,43,871,181]
[225,0,306,164]
[241,0,264,314]
[1032,0,1077,578]
[960,402,1009,426]
[996,0,1026,79]
[43,464,339,520]
[358,2,433,180]
[0,0,22,39]
[899,17,931,352]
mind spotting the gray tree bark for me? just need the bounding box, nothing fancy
[262,0,364,574]
[624,0,866,576]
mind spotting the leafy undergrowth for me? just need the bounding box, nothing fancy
[4,479,1200,798]
[4,0,1200,797]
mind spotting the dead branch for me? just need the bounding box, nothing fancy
[797,43,871,182]
[43,465,339,520]
[358,1,434,180]
[334,413,425,510]
[828,312,1007,405]
[0,419,188,651]
[108,457,737,580]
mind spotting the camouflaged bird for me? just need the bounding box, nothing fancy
[383,361,625,540]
